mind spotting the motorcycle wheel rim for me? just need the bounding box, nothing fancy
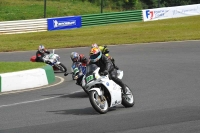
[58,65,65,72]
[124,87,134,104]
[93,92,108,111]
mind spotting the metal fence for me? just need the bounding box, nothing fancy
[81,10,143,27]
[0,18,47,35]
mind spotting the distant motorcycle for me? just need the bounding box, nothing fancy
[82,64,134,114]
[30,49,67,72]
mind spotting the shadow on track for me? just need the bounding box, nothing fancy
[47,107,99,115]
[47,107,118,115]
[42,91,88,98]
[62,91,88,98]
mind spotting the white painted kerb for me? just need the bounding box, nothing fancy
[1,68,48,92]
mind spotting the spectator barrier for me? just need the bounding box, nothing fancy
[0,18,47,35]
[0,10,143,35]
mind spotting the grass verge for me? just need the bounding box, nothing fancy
[0,62,45,73]
[0,15,200,52]
[0,15,200,73]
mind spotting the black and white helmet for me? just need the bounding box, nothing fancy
[38,45,45,53]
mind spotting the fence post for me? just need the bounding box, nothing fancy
[44,0,47,18]
[101,0,103,13]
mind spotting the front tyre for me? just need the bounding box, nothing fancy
[82,87,89,95]
[89,90,108,114]
[57,63,67,72]
[122,84,135,107]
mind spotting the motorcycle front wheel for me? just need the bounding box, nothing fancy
[82,86,89,95]
[89,90,108,114]
[122,84,135,107]
[57,63,67,72]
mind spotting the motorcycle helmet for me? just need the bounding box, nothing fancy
[89,47,102,63]
[38,45,45,53]
[91,43,98,48]
[70,52,80,62]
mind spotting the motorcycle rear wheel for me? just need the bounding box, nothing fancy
[89,90,108,114]
[122,84,135,107]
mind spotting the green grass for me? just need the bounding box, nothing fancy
[0,0,115,21]
[0,62,45,73]
[0,15,200,52]
[0,12,200,73]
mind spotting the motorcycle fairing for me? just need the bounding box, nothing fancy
[101,79,122,107]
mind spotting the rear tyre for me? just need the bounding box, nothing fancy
[122,84,135,107]
[89,90,108,114]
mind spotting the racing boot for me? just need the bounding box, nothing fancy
[112,77,126,94]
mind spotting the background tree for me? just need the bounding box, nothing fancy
[80,0,200,10]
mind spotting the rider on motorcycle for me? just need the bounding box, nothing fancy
[70,52,89,86]
[91,43,119,70]
[89,47,126,94]
[70,52,89,66]
[35,45,50,62]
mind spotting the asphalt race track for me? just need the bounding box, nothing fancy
[0,41,200,133]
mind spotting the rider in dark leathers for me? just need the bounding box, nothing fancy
[35,45,50,62]
[89,47,126,94]
[91,43,119,70]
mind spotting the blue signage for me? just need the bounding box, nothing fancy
[47,16,81,31]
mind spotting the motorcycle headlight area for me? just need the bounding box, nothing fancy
[56,56,60,61]
[52,58,57,63]
[51,54,60,62]
[52,55,60,62]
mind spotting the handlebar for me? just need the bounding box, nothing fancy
[64,72,73,76]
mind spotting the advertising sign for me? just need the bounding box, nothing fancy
[143,4,200,21]
[47,16,81,31]
[144,9,170,21]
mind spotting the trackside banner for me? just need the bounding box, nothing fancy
[143,4,200,21]
[47,16,81,31]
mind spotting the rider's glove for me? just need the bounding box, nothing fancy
[74,75,78,80]
[115,66,119,70]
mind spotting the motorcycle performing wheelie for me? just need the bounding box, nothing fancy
[82,64,135,114]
